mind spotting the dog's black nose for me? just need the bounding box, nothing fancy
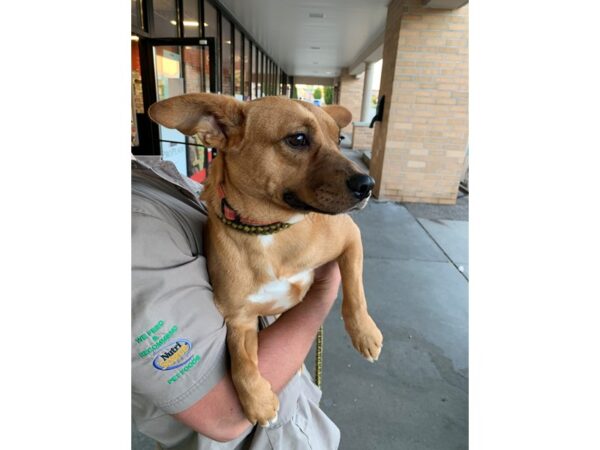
[346,173,375,200]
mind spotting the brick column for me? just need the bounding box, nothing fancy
[370,0,468,204]
[338,68,364,134]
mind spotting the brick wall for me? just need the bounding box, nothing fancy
[338,68,364,134]
[371,0,468,204]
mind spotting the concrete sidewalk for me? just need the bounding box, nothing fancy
[133,192,469,450]
[305,198,468,450]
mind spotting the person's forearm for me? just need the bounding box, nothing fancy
[174,265,340,441]
[256,287,335,392]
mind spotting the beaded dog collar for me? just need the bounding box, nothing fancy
[217,184,292,235]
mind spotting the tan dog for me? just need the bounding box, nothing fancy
[149,93,383,427]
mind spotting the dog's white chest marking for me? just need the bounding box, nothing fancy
[247,269,314,309]
[259,235,274,247]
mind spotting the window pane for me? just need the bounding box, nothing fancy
[278,68,282,95]
[131,0,143,30]
[244,38,251,99]
[203,0,218,92]
[221,17,232,95]
[251,45,257,99]
[203,0,218,38]
[257,51,263,97]
[202,46,211,92]
[268,60,273,95]
[184,46,202,93]
[183,0,200,37]
[271,62,275,95]
[131,39,144,146]
[153,0,177,37]
[261,53,266,96]
[265,59,269,95]
[234,28,242,96]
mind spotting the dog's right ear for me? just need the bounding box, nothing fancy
[148,93,245,150]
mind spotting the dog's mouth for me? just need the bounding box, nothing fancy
[283,191,336,215]
[348,194,370,212]
[283,190,370,215]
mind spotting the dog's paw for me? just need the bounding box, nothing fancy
[240,378,280,428]
[345,313,383,362]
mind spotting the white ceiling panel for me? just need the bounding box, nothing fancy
[216,0,389,77]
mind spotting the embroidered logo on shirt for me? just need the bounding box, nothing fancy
[135,320,165,344]
[137,325,179,358]
[152,339,194,371]
[167,354,202,384]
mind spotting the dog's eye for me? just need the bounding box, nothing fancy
[338,135,345,145]
[285,133,309,149]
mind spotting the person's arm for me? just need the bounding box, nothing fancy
[173,261,341,442]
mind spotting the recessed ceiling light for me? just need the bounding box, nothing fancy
[131,35,139,41]
[170,20,200,26]
[226,40,231,44]
[309,12,325,19]
[204,22,209,26]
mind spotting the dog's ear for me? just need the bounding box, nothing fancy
[321,105,353,129]
[148,93,245,150]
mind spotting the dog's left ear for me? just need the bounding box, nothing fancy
[321,105,353,129]
[148,93,245,150]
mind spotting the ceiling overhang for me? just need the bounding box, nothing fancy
[422,0,469,9]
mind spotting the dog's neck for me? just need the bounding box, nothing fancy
[201,153,305,231]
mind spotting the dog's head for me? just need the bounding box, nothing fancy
[148,93,375,215]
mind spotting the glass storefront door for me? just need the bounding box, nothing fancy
[136,37,216,182]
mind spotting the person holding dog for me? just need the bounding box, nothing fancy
[132,157,341,449]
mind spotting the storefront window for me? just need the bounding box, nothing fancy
[278,69,282,96]
[221,17,232,94]
[268,60,273,95]
[131,38,144,147]
[271,62,276,95]
[251,45,257,99]
[131,0,144,31]
[266,59,270,95]
[203,0,218,38]
[261,53,266,96]
[244,38,251,99]
[153,0,178,37]
[234,28,242,97]
[184,46,202,93]
[257,50,263,97]
[183,0,200,37]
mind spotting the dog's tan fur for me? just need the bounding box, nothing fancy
[149,94,383,426]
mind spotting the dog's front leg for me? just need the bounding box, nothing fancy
[226,316,280,427]
[337,224,383,362]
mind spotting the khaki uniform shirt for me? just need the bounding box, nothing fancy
[131,158,340,450]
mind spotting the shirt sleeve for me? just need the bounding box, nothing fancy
[132,206,228,415]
